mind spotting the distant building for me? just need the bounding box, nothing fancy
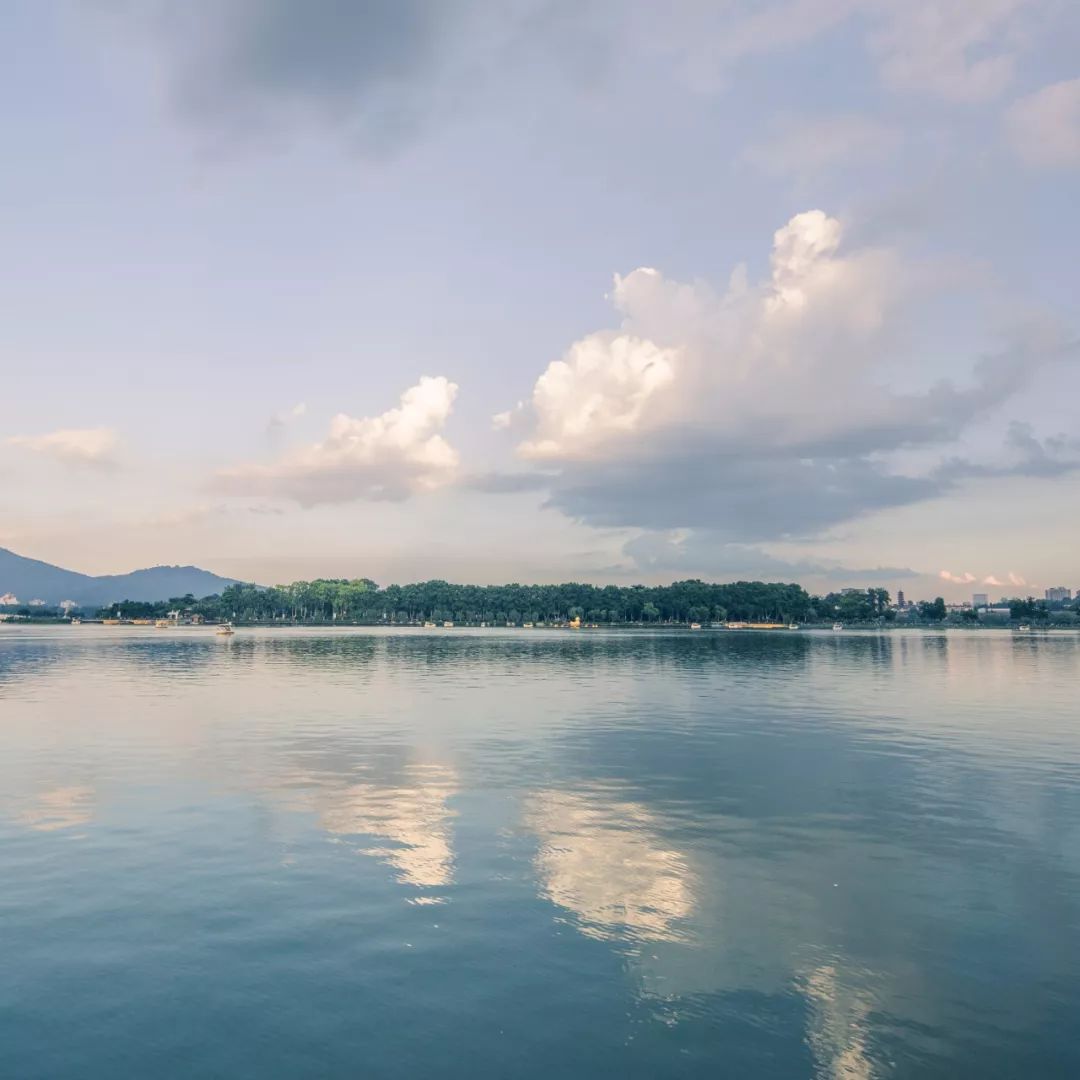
[1045,587,1072,603]
[0,592,18,606]
[973,593,989,609]
[28,598,46,607]
[896,590,906,609]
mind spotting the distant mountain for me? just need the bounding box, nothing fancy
[0,547,243,608]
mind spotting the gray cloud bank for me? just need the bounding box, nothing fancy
[621,531,918,582]
[102,1,1064,152]
[105,0,596,152]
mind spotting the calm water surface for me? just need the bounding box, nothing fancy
[2,627,1079,1078]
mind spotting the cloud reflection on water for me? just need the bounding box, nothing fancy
[525,787,696,944]
[801,964,876,1080]
[15,785,96,832]
[524,782,880,1076]
[284,762,458,893]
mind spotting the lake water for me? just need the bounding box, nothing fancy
[2,627,1079,1078]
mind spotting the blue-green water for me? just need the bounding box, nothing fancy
[2,627,1079,1078]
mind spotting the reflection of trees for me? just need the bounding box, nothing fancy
[524,788,695,943]
[374,631,820,694]
[15,785,95,832]
[256,635,378,675]
[0,636,226,690]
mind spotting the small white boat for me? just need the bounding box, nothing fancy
[523,622,534,628]
[443,621,454,628]
[689,622,702,630]
[788,623,799,630]
[70,618,82,625]
[1017,624,1031,632]
[832,622,844,631]
[216,622,235,636]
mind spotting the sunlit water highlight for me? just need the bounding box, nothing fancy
[2,627,1079,1078]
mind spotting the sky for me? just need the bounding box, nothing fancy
[1,0,1078,599]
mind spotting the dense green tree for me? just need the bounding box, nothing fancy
[92,577,826,627]
[1009,597,1037,621]
[917,597,947,622]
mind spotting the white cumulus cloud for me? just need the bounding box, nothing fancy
[7,427,120,468]
[491,401,525,431]
[496,208,1068,543]
[509,209,903,466]
[217,376,460,506]
[1005,78,1080,169]
[518,330,678,459]
[939,570,976,585]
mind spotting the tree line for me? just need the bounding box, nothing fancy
[101,578,826,625]
[4,577,1065,627]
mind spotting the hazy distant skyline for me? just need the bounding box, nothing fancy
[2,1,1079,597]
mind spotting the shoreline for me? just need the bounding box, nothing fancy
[4,620,1078,634]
